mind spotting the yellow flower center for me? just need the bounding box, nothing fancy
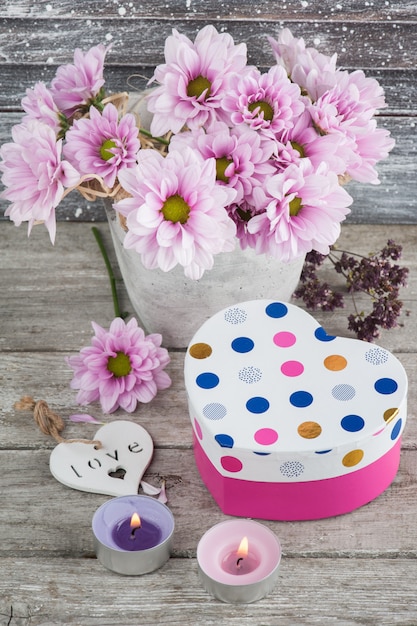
[291,141,306,158]
[187,76,211,99]
[248,100,274,121]
[100,139,117,161]
[161,194,191,224]
[107,352,132,378]
[289,196,303,216]
[216,157,233,183]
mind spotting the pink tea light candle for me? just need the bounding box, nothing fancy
[197,519,281,603]
[92,495,175,575]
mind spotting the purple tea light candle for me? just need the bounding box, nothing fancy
[197,519,281,603]
[92,495,174,575]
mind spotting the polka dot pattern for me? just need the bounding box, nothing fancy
[189,343,212,359]
[224,307,247,324]
[203,403,227,420]
[375,378,398,395]
[365,347,389,365]
[324,355,347,371]
[239,366,262,384]
[246,396,270,414]
[231,337,254,353]
[280,461,305,478]
[196,372,219,389]
[342,450,364,467]
[332,384,356,401]
[297,421,322,439]
[185,300,407,484]
[254,428,279,445]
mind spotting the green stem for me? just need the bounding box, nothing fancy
[92,226,121,318]
[139,127,170,146]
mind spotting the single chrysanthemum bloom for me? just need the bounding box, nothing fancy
[273,110,350,176]
[147,25,247,136]
[169,121,276,204]
[114,147,237,279]
[66,317,171,414]
[0,120,80,243]
[268,28,338,102]
[309,72,394,183]
[63,103,140,189]
[50,44,108,117]
[222,65,304,142]
[21,81,62,134]
[247,160,353,261]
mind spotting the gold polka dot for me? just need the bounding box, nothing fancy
[383,407,399,424]
[189,342,212,359]
[297,421,322,439]
[324,354,348,371]
[342,449,364,467]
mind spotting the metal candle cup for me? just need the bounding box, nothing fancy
[197,519,281,603]
[92,495,174,575]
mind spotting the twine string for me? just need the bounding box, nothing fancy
[14,396,102,448]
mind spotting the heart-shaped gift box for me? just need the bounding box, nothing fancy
[184,300,408,520]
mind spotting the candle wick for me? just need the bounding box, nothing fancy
[236,557,244,568]
[130,526,139,539]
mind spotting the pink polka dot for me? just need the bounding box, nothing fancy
[220,456,243,473]
[281,360,304,377]
[254,428,279,445]
[273,331,296,348]
[194,419,203,440]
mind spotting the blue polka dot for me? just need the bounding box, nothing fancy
[375,378,398,395]
[390,418,402,441]
[265,302,288,318]
[215,434,234,448]
[314,327,336,342]
[341,414,365,432]
[246,396,270,413]
[289,391,313,408]
[253,451,271,456]
[196,372,219,389]
[231,337,254,353]
[315,449,332,454]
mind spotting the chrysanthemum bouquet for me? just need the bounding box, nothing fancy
[0,25,395,281]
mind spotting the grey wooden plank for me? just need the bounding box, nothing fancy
[0,448,416,558]
[1,67,415,115]
[0,18,416,70]
[2,0,417,21]
[0,556,416,625]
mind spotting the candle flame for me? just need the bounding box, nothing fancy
[130,512,141,530]
[236,536,249,559]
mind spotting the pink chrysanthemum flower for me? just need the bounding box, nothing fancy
[114,148,237,279]
[247,160,353,261]
[0,120,80,243]
[169,121,276,204]
[222,65,304,142]
[147,25,247,136]
[50,44,108,117]
[273,110,349,176]
[268,28,338,102]
[21,82,61,134]
[309,73,394,183]
[66,317,171,414]
[63,103,140,188]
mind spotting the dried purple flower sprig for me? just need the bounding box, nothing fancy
[294,240,409,342]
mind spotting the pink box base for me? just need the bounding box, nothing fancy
[193,432,402,520]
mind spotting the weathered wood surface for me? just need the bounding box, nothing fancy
[1,220,416,624]
[0,1,416,223]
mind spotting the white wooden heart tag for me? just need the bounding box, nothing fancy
[49,420,153,496]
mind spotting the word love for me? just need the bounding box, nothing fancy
[49,420,154,496]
